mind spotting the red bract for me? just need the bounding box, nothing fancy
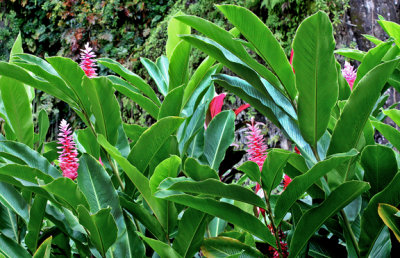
[290,49,295,73]
[268,225,289,257]
[342,61,357,89]
[80,42,97,78]
[234,103,251,116]
[283,175,292,190]
[245,118,267,170]
[57,119,79,180]
[209,93,226,119]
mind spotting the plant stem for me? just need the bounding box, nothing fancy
[340,210,361,258]
[263,189,283,258]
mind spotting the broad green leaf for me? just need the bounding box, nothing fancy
[76,127,100,158]
[158,85,184,119]
[169,40,191,91]
[167,11,191,60]
[261,149,292,195]
[32,236,52,258]
[128,116,184,172]
[154,191,276,247]
[289,181,370,258]
[336,61,351,100]
[37,109,49,151]
[0,234,31,258]
[183,157,219,181]
[0,62,76,105]
[173,208,209,258]
[97,135,169,232]
[137,232,182,258]
[0,182,29,223]
[217,4,296,100]
[371,120,400,150]
[353,41,393,88]
[0,140,60,178]
[378,203,400,242]
[0,76,34,148]
[274,149,358,225]
[83,77,122,146]
[179,103,207,154]
[359,172,400,256]
[160,177,266,208]
[120,214,145,258]
[108,75,160,119]
[176,15,284,95]
[293,11,338,146]
[97,58,160,105]
[327,58,400,155]
[360,145,397,195]
[383,108,400,126]
[201,237,263,258]
[148,135,179,179]
[9,32,23,62]
[212,74,316,162]
[203,110,235,170]
[334,48,365,61]
[150,155,181,194]
[119,194,167,242]
[0,204,17,240]
[77,206,117,257]
[237,161,261,184]
[25,196,47,252]
[378,20,400,48]
[141,57,168,96]
[77,154,124,235]
[182,56,216,109]
[363,34,384,45]
[123,123,147,146]
[41,178,90,214]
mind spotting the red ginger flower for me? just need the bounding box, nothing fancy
[342,61,357,90]
[58,119,79,180]
[80,42,97,78]
[283,175,292,190]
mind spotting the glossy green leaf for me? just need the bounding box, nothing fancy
[183,157,219,181]
[169,40,191,91]
[383,108,400,127]
[32,236,52,258]
[166,11,191,60]
[327,58,400,155]
[274,149,358,225]
[0,140,60,178]
[261,149,292,195]
[334,48,365,62]
[237,161,261,184]
[289,181,370,258]
[160,177,265,208]
[97,135,169,232]
[141,57,168,96]
[83,77,122,146]
[179,103,207,154]
[150,155,181,194]
[173,208,209,258]
[0,76,34,148]
[378,20,400,48]
[0,182,29,223]
[123,123,147,146]
[203,110,235,170]
[0,204,17,240]
[97,58,160,105]
[0,234,31,258]
[77,206,118,257]
[120,214,145,258]
[9,32,22,62]
[201,237,263,258]
[158,85,184,119]
[154,191,276,248]
[378,203,400,242]
[363,34,384,45]
[360,145,397,195]
[217,4,296,100]
[25,196,47,252]
[371,120,400,150]
[37,109,49,150]
[157,55,169,85]
[336,61,351,100]
[359,172,400,256]
[293,11,338,146]
[354,41,393,88]
[108,75,160,119]
[76,127,100,158]
[119,194,167,242]
[138,232,182,258]
[128,116,184,172]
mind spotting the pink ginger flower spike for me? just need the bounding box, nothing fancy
[342,61,357,90]
[58,119,79,180]
[80,42,97,78]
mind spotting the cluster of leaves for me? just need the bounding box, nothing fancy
[1,4,400,258]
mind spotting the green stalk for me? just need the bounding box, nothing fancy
[263,189,283,258]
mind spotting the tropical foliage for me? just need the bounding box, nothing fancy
[0,4,399,258]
